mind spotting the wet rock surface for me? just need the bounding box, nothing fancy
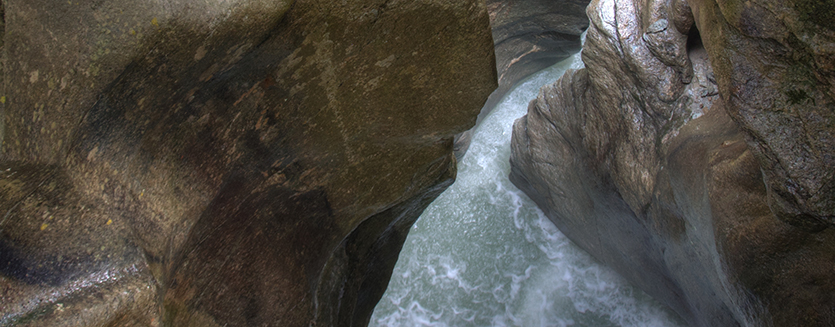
[691,0,835,230]
[0,0,496,326]
[510,0,835,326]
[483,0,590,116]
[454,0,590,160]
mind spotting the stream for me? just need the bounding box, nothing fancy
[369,51,687,327]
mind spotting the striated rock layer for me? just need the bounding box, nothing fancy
[456,0,589,159]
[0,0,496,326]
[484,0,590,112]
[510,0,835,326]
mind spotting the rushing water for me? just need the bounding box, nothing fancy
[369,52,687,327]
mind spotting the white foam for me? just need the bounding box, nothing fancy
[370,50,685,327]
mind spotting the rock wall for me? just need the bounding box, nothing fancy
[510,0,835,326]
[456,0,589,159]
[484,0,590,112]
[0,0,496,326]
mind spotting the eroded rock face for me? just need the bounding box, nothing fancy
[455,0,589,160]
[510,0,834,326]
[0,0,496,326]
[690,0,835,230]
[484,0,590,114]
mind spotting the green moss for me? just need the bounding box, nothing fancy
[8,305,55,325]
[795,0,835,30]
[786,88,815,105]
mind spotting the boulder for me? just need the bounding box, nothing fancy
[0,0,496,326]
[509,0,835,326]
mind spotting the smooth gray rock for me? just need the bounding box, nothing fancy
[483,0,589,118]
[510,0,835,326]
[455,0,590,159]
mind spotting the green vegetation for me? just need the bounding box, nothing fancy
[796,0,835,30]
[785,88,815,105]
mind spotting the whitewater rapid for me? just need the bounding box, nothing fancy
[369,51,686,327]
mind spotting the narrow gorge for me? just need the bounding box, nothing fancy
[509,0,835,326]
[1,0,833,326]
[370,51,685,327]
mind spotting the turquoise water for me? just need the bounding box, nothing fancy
[369,52,687,327]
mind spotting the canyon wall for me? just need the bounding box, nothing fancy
[484,0,590,112]
[510,0,835,326]
[455,0,590,160]
[0,0,496,326]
